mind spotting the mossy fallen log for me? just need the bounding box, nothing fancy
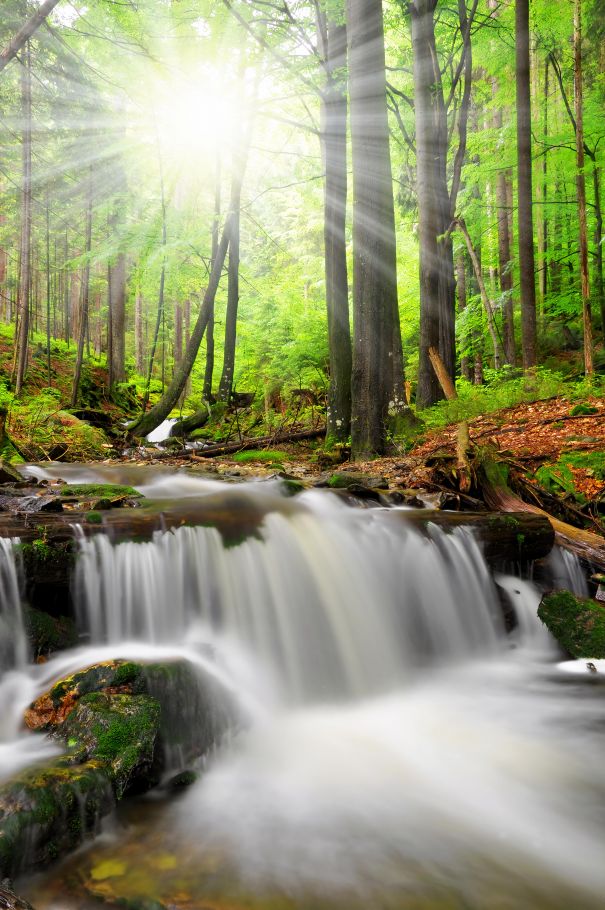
[538,590,605,658]
[479,457,605,571]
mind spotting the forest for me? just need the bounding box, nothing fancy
[0,0,603,462]
[2,5,605,910]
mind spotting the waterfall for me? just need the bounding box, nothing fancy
[74,496,506,705]
[0,538,27,671]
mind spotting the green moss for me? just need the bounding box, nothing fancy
[26,608,77,658]
[86,511,103,524]
[570,402,598,416]
[538,590,605,657]
[231,449,285,464]
[62,483,142,498]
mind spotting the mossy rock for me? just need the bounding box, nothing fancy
[538,590,605,657]
[7,658,237,879]
[25,608,77,659]
[62,692,160,798]
[325,472,388,490]
[0,760,114,877]
[60,484,143,500]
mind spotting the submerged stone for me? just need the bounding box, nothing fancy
[538,590,605,658]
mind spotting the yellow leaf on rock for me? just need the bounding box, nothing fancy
[90,859,127,880]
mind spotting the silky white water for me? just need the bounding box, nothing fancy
[3,472,605,907]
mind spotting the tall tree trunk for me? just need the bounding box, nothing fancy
[14,42,32,398]
[45,189,51,386]
[218,70,258,406]
[217,181,240,403]
[574,0,593,374]
[347,0,399,456]
[593,165,605,336]
[127,218,232,437]
[109,251,126,385]
[317,11,352,442]
[135,285,144,374]
[204,158,221,401]
[410,0,457,408]
[515,0,538,369]
[71,168,93,407]
[456,252,472,381]
[496,166,515,364]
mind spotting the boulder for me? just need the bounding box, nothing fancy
[538,590,605,658]
[0,658,236,878]
[0,464,24,486]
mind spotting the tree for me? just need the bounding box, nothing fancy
[0,0,62,73]
[573,0,593,375]
[348,0,400,456]
[405,0,478,408]
[515,0,538,369]
[315,4,352,442]
[14,41,32,397]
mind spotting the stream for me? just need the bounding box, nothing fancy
[0,465,603,909]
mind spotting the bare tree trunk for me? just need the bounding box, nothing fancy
[316,10,352,442]
[71,168,93,407]
[204,157,221,401]
[217,177,241,403]
[453,218,503,368]
[496,167,515,365]
[593,165,605,336]
[45,189,51,386]
[135,286,144,374]
[348,0,399,456]
[14,42,32,397]
[142,163,168,413]
[456,252,472,381]
[515,0,538,369]
[109,252,126,385]
[574,0,593,375]
[0,0,61,72]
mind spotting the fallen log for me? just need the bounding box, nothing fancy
[480,459,605,571]
[188,426,326,458]
[169,407,210,437]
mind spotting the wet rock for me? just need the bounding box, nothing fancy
[25,609,77,660]
[317,471,389,490]
[0,760,114,878]
[0,496,62,514]
[63,692,160,798]
[165,769,197,789]
[538,590,605,658]
[0,464,24,486]
[0,879,36,909]
[3,658,236,879]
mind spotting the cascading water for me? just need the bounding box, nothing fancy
[0,538,60,781]
[0,537,27,671]
[7,471,605,909]
[74,494,505,704]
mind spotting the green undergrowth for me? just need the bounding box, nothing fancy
[421,369,605,430]
[534,451,605,504]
